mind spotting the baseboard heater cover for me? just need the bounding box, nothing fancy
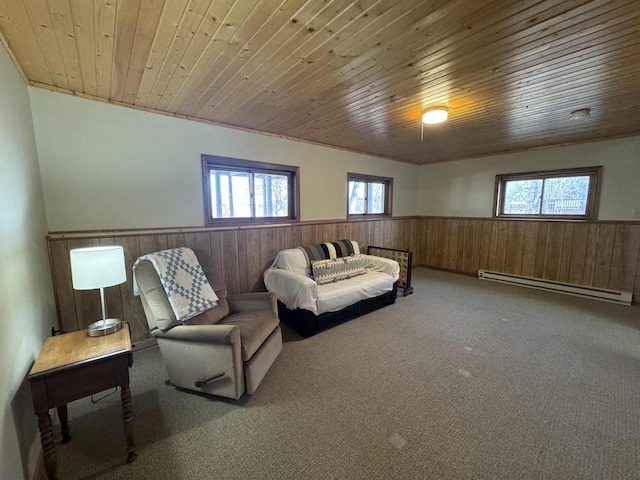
[478,270,632,305]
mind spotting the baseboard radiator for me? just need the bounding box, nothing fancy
[478,270,633,305]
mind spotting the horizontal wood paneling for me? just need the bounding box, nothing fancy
[415,218,640,302]
[47,217,639,344]
[3,0,640,164]
[47,218,418,344]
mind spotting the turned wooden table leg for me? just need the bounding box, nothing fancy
[120,386,137,463]
[38,411,57,480]
[57,405,71,444]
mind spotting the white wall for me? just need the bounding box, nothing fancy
[418,137,640,220]
[29,88,419,232]
[0,46,57,479]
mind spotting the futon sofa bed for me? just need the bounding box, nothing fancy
[264,240,400,337]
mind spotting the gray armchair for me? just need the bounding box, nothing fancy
[134,249,282,399]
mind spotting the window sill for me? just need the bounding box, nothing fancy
[493,215,596,222]
[204,218,299,228]
[347,214,392,221]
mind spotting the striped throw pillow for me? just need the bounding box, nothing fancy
[298,239,356,263]
[312,255,367,285]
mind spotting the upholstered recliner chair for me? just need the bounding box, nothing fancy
[134,249,282,399]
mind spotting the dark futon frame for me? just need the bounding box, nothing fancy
[277,284,398,338]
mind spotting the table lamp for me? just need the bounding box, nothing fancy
[70,246,127,336]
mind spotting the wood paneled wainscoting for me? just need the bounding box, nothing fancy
[47,218,418,346]
[46,217,639,346]
[415,218,640,303]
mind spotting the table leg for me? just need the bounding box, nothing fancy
[120,386,137,463]
[38,411,57,480]
[57,405,71,444]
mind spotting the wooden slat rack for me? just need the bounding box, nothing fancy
[368,246,413,296]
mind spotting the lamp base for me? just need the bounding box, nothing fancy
[87,318,122,337]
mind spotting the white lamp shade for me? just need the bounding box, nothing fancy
[70,246,127,290]
[422,106,449,124]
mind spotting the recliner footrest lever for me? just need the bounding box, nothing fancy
[195,372,226,388]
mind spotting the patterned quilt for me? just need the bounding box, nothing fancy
[133,247,218,321]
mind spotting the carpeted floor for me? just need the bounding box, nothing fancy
[55,268,640,479]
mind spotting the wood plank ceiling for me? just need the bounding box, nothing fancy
[1,0,639,164]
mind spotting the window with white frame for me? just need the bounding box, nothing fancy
[494,166,602,220]
[202,155,299,225]
[347,173,392,217]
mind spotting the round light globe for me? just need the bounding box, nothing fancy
[422,107,448,124]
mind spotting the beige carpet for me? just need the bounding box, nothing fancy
[55,268,640,479]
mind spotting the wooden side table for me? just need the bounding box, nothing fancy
[28,323,137,480]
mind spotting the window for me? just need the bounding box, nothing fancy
[494,166,602,220]
[347,173,392,217]
[202,155,299,225]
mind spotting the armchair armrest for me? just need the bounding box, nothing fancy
[362,255,400,282]
[227,292,277,314]
[264,268,319,314]
[151,324,240,345]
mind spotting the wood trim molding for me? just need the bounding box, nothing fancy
[0,30,28,84]
[418,215,640,224]
[29,82,414,165]
[46,216,423,239]
[25,88,640,168]
[414,264,477,277]
[412,132,640,166]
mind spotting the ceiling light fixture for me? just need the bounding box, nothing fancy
[422,106,449,124]
[421,106,448,141]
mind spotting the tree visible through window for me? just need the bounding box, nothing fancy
[202,155,299,225]
[495,167,602,220]
[347,173,392,217]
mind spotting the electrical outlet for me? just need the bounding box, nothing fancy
[632,208,640,219]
